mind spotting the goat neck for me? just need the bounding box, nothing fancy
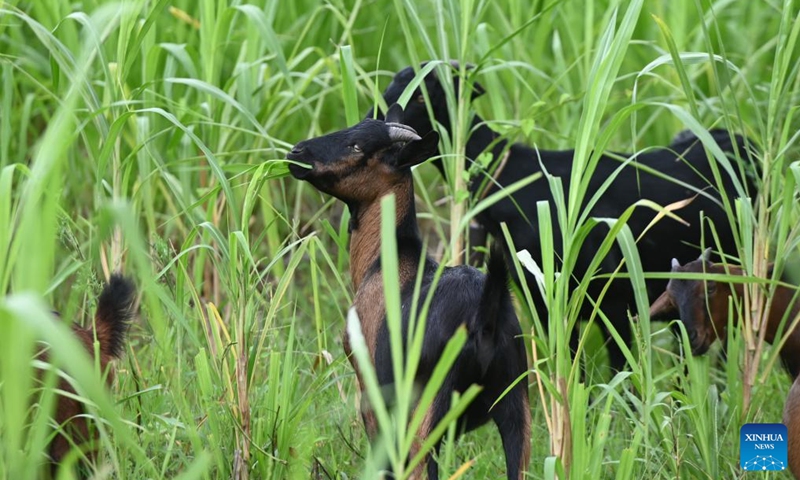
[348,179,423,290]
[459,113,494,157]
[722,265,800,345]
[468,115,517,166]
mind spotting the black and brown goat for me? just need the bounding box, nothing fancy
[288,104,530,479]
[43,274,136,470]
[649,250,800,376]
[368,62,758,372]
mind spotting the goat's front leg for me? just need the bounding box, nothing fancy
[345,339,382,440]
[352,379,380,439]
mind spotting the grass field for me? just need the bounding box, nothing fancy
[1,0,799,478]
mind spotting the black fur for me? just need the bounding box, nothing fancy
[94,274,136,358]
[288,110,530,479]
[369,246,529,479]
[369,63,759,371]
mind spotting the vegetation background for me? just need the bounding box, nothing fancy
[0,0,798,478]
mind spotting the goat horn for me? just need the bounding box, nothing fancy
[671,258,680,271]
[386,122,421,143]
[699,247,713,262]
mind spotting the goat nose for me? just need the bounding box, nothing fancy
[688,330,698,342]
[289,144,305,155]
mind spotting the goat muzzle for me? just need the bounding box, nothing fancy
[287,144,314,178]
[689,330,711,355]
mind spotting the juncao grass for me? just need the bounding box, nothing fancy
[1,0,799,478]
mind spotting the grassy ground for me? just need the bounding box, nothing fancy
[1,0,799,478]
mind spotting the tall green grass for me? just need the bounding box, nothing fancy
[0,0,798,478]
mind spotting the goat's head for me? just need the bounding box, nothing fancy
[288,104,439,204]
[366,61,485,138]
[650,248,724,355]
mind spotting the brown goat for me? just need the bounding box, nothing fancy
[42,274,136,471]
[784,373,800,478]
[288,104,530,479]
[649,249,800,376]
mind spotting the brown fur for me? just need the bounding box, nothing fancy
[784,374,800,478]
[648,290,675,320]
[650,258,800,373]
[288,110,530,479]
[40,275,135,471]
[657,258,800,476]
[519,402,531,474]
[347,179,424,443]
[308,152,409,212]
[349,182,413,289]
[43,327,117,464]
[334,171,417,440]
[349,183,414,366]
[408,404,435,480]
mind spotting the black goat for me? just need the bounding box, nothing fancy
[288,104,530,479]
[368,63,757,371]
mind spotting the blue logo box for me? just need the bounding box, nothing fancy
[740,423,788,471]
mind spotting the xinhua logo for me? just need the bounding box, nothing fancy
[740,423,788,471]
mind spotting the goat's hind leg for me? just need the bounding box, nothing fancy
[492,384,531,479]
[406,392,449,480]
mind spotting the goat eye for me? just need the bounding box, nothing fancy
[416,94,425,103]
[350,144,362,153]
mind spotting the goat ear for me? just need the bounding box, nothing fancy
[699,247,713,263]
[395,131,439,170]
[385,103,404,124]
[649,290,677,320]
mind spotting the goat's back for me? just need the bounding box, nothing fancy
[373,260,522,394]
[374,264,489,384]
[482,129,756,298]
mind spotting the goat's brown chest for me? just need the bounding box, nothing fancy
[348,277,386,366]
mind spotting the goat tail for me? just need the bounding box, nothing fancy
[94,274,136,358]
[476,243,512,332]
